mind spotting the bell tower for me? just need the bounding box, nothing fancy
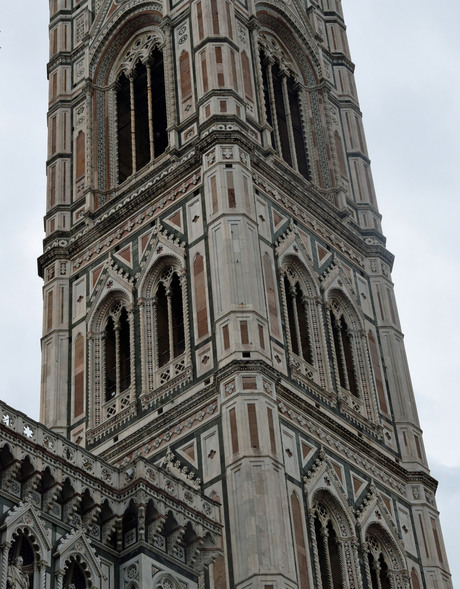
[39,0,452,587]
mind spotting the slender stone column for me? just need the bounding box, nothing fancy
[320,525,334,589]
[146,61,155,160]
[266,58,282,155]
[39,561,47,589]
[166,290,174,364]
[281,73,298,170]
[1,543,11,589]
[55,569,65,589]
[129,74,136,173]
[290,285,302,355]
[114,322,121,396]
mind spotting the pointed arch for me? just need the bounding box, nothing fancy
[88,289,135,430]
[327,287,379,424]
[259,42,311,180]
[151,571,183,589]
[7,533,36,589]
[255,19,332,188]
[279,254,328,389]
[55,529,103,589]
[363,523,409,589]
[2,503,52,589]
[3,503,52,564]
[309,489,360,589]
[115,45,167,184]
[139,255,192,403]
[91,17,168,193]
[63,558,90,589]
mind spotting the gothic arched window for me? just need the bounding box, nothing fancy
[88,294,134,428]
[280,260,330,390]
[63,558,89,589]
[155,270,185,368]
[312,503,345,589]
[104,303,131,401]
[326,291,381,423]
[260,49,310,181]
[330,308,358,397]
[116,47,167,184]
[366,535,394,589]
[8,533,36,589]
[284,275,313,364]
[140,260,190,399]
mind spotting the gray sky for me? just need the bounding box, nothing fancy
[0,0,458,584]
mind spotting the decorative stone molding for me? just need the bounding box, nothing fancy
[278,400,406,495]
[1,502,52,562]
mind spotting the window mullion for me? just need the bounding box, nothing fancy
[146,61,155,160]
[342,324,357,394]
[374,559,383,589]
[266,59,282,155]
[281,73,298,171]
[153,298,159,371]
[129,73,137,173]
[301,294,313,364]
[335,317,350,390]
[296,84,311,174]
[167,290,174,364]
[290,286,303,357]
[115,321,121,396]
[320,525,334,589]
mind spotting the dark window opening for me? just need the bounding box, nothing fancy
[171,273,185,358]
[155,269,186,369]
[119,307,131,392]
[156,282,170,367]
[314,515,344,589]
[8,534,35,589]
[260,50,310,181]
[134,61,150,172]
[63,560,87,589]
[368,552,392,589]
[105,316,116,401]
[104,306,131,401]
[327,522,343,589]
[379,555,392,589]
[289,78,310,180]
[315,517,329,589]
[340,315,358,396]
[295,282,312,364]
[150,49,168,157]
[285,277,313,365]
[116,73,132,183]
[261,62,274,130]
[331,310,358,397]
[116,49,167,185]
[272,63,291,166]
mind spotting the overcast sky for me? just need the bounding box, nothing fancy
[0,0,458,584]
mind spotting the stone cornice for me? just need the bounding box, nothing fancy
[0,402,221,533]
